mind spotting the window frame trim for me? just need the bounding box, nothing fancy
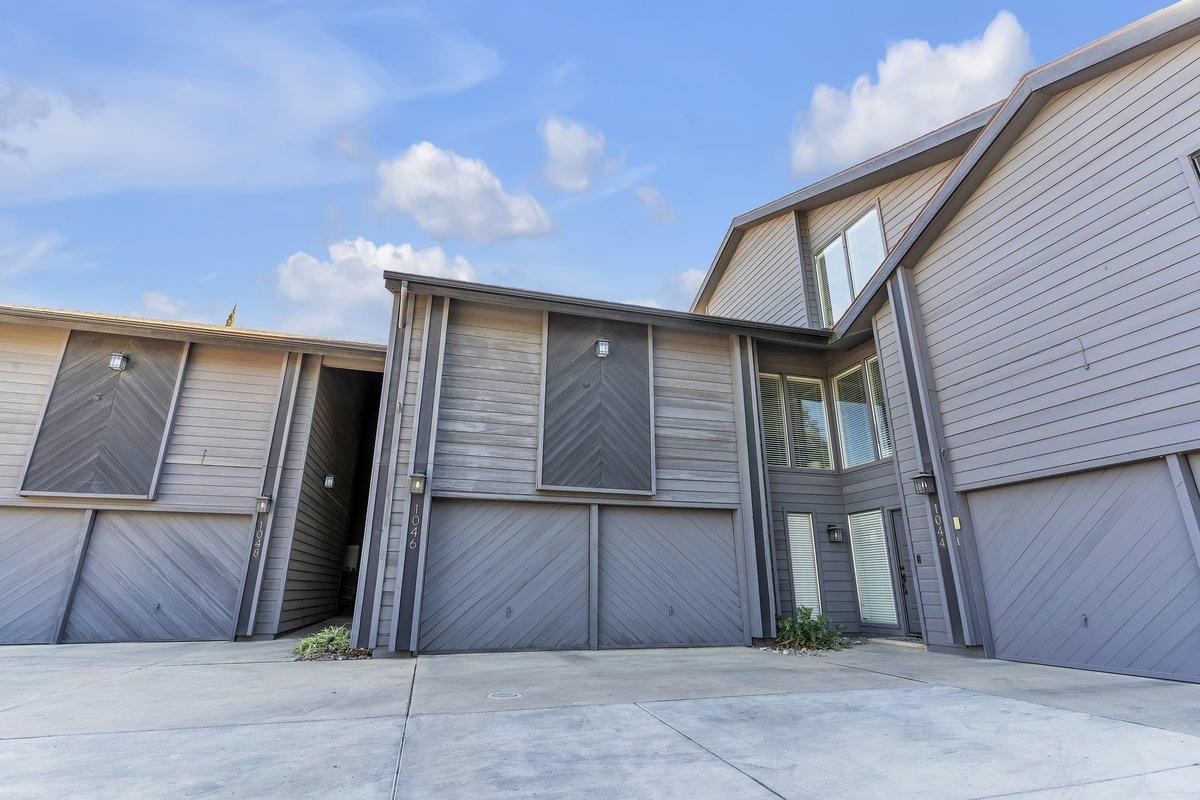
[832,362,881,469]
[757,370,792,469]
[811,201,889,328]
[783,508,824,615]
[782,374,835,472]
[863,355,893,460]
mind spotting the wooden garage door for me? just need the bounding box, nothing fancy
[62,511,248,643]
[418,500,589,653]
[598,507,744,647]
[0,509,84,644]
[970,460,1200,682]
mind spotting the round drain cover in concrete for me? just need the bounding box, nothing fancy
[486,692,522,700]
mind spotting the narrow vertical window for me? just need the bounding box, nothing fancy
[784,376,832,470]
[758,373,789,468]
[815,238,852,327]
[864,356,892,458]
[848,510,898,626]
[786,512,821,613]
[844,207,887,295]
[834,365,877,467]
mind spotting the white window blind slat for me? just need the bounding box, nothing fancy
[816,239,852,327]
[758,373,789,468]
[835,365,877,467]
[845,207,887,294]
[785,376,832,470]
[848,510,898,626]
[865,356,892,458]
[787,512,821,613]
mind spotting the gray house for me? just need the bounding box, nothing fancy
[3,3,1200,686]
[0,305,385,644]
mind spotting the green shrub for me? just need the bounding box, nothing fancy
[294,625,352,658]
[774,607,848,650]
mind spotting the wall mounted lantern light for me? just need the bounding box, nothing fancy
[108,352,129,371]
[409,473,427,495]
[255,496,273,514]
[595,339,611,358]
[323,474,335,490]
[826,524,845,543]
[912,472,937,495]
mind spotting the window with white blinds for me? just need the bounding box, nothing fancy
[865,357,892,458]
[785,376,832,470]
[834,365,877,467]
[786,512,821,613]
[758,373,789,468]
[813,206,887,328]
[848,510,898,626]
[845,207,887,295]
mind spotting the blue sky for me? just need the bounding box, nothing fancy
[0,1,1165,340]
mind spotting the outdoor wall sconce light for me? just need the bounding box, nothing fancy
[108,352,129,371]
[595,339,610,358]
[323,474,335,490]
[409,473,427,495]
[255,496,273,514]
[826,524,845,543]
[912,472,937,495]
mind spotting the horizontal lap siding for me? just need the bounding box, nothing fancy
[873,304,947,643]
[706,213,808,326]
[806,159,957,254]
[156,345,283,511]
[254,356,319,635]
[0,323,66,498]
[432,301,542,496]
[377,295,427,648]
[914,37,1200,490]
[653,328,740,505]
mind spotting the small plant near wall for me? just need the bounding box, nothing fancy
[772,607,849,652]
[293,625,371,661]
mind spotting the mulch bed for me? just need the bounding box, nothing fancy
[294,648,373,662]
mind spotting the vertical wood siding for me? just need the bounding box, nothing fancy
[913,37,1200,489]
[0,507,84,643]
[706,213,808,326]
[377,295,428,648]
[872,303,947,643]
[155,345,284,511]
[278,368,368,632]
[652,328,741,505]
[0,322,67,497]
[805,159,957,256]
[969,459,1200,681]
[253,356,320,635]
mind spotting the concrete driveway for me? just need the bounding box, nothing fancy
[2,636,1199,799]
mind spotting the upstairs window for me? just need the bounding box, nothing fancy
[758,373,833,470]
[814,206,887,327]
[834,358,893,468]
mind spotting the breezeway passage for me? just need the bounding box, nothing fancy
[3,637,1200,799]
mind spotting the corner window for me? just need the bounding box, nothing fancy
[834,365,877,467]
[865,357,892,458]
[814,206,888,327]
[757,373,833,471]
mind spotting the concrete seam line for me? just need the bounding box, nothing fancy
[0,650,197,715]
[390,659,420,800]
[633,702,788,800]
[965,761,1200,800]
[0,714,411,743]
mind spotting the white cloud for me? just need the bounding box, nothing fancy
[539,116,606,191]
[141,291,188,317]
[0,229,62,279]
[621,297,664,309]
[377,142,552,242]
[674,267,706,300]
[0,5,500,204]
[276,237,475,338]
[621,267,708,311]
[791,11,1032,173]
[634,186,677,223]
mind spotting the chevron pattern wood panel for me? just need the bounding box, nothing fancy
[541,313,652,492]
[971,460,1200,682]
[418,500,589,653]
[599,506,743,647]
[0,508,84,644]
[23,331,184,496]
[62,511,248,642]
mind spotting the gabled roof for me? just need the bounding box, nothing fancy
[690,103,1000,313]
[0,303,387,358]
[833,0,1200,341]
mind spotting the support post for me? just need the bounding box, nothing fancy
[53,509,97,644]
[589,503,599,650]
[1166,453,1200,573]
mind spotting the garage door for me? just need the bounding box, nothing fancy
[970,460,1200,682]
[418,500,590,653]
[599,507,745,647]
[0,508,84,644]
[62,512,248,643]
